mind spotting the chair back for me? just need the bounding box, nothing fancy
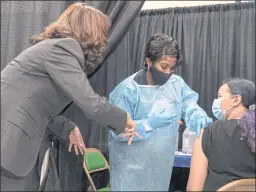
[83,148,110,191]
[217,179,256,191]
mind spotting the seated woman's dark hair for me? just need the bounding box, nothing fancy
[30,3,110,74]
[144,33,183,69]
[223,78,255,153]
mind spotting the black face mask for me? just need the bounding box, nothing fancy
[149,65,172,86]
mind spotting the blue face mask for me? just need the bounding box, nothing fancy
[212,97,234,120]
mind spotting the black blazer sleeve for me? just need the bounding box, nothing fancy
[47,116,77,141]
[43,38,127,135]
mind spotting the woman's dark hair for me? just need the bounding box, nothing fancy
[223,78,255,153]
[144,33,182,68]
[30,3,110,73]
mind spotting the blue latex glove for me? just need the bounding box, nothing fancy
[146,109,177,129]
[189,116,213,136]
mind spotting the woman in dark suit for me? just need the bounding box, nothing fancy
[1,3,139,191]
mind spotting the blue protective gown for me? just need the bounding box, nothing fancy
[108,71,212,191]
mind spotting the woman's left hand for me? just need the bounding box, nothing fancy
[68,127,86,155]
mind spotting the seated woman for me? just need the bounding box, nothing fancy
[107,33,212,191]
[187,78,255,191]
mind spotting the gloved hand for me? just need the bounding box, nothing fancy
[146,109,177,129]
[189,116,213,137]
[202,117,213,128]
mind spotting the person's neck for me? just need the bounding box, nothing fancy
[146,70,155,85]
[226,106,248,120]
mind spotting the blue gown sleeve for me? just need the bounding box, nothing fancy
[109,83,152,142]
[180,79,213,136]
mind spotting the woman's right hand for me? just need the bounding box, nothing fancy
[122,114,142,145]
[146,109,177,129]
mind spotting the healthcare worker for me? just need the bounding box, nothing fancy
[108,33,213,191]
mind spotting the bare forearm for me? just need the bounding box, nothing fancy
[187,130,208,191]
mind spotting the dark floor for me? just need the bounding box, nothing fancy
[169,167,190,192]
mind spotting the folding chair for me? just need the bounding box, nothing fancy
[217,179,256,191]
[83,148,110,192]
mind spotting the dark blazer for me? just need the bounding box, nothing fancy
[47,115,77,141]
[1,38,127,178]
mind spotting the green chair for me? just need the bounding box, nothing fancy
[83,148,111,192]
